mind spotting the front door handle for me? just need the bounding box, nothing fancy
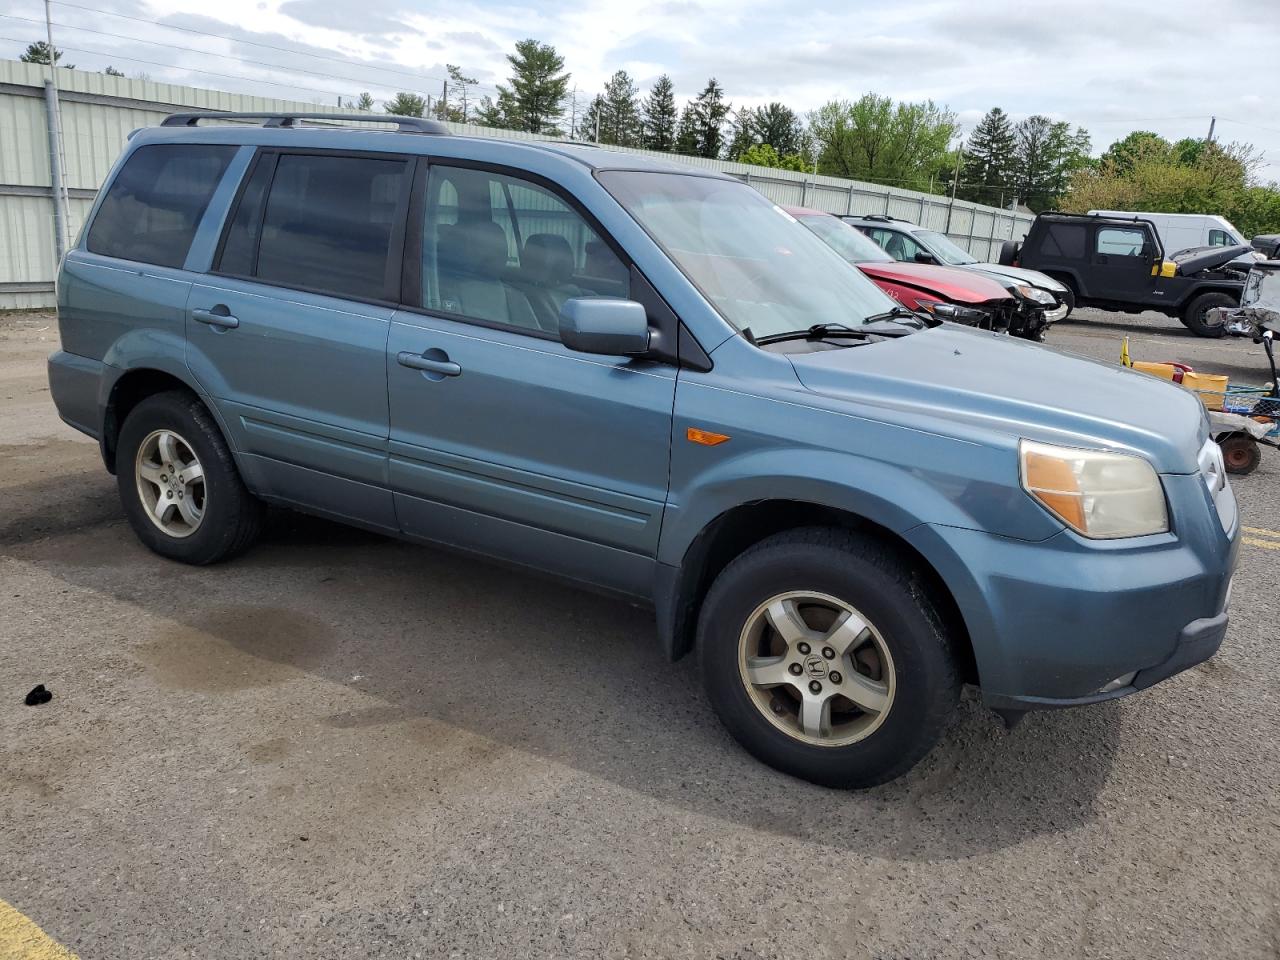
[193,307,239,329]
[397,350,461,378]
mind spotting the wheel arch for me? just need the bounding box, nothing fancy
[99,365,230,474]
[1176,284,1240,313]
[655,499,979,687]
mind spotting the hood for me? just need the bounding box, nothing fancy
[965,262,1067,293]
[1172,244,1252,275]
[787,324,1206,473]
[857,261,1012,304]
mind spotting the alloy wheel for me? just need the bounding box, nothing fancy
[134,428,206,538]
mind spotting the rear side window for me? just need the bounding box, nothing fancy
[1039,223,1086,259]
[218,152,410,301]
[1097,227,1146,257]
[87,144,235,269]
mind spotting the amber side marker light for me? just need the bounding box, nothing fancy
[687,427,731,446]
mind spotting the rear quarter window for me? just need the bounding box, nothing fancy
[1038,223,1087,259]
[86,144,236,269]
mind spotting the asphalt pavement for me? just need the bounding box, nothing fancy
[1,308,1277,960]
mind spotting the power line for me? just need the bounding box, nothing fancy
[44,0,501,97]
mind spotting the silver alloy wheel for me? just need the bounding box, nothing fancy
[134,428,206,539]
[737,590,896,747]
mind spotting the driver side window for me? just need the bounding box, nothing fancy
[422,166,629,336]
[868,227,922,262]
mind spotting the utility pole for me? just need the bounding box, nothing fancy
[1206,116,1216,144]
[569,85,577,139]
[944,136,963,234]
[594,95,602,143]
[440,80,448,121]
[43,0,70,264]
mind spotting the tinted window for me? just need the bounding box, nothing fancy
[422,165,628,334]
[87,144,235,269]
[1040,223,1086,259]
[246,154,409,301]
[217,156,272,277]
[1097,227,1146,257]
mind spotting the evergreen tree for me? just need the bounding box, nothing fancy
[494,39,570,135]
[354,92,375,111]
[385,92,426,118]
[678,78,731,159]
[104,66,126,77]
[443,64,478,122]
[473,95,504,128]
[20,41,72,68]
[726,102,807,161]
[580,71,641,146]
[1015,116,1092,211]
[640,75,677,152]
[959,107,1017,204]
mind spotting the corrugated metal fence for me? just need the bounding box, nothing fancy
[0,59,1033,309]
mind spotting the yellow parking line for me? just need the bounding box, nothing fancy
[1242,525,1280,541]
[1244,537,1280,551]
[0,900,79,960]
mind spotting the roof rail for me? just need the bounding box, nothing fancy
[160,112,449,134]
[860,214,904,223]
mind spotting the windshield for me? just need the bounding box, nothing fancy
[598,172,897,338]
[796,214,894,264]
[917,230,978,265]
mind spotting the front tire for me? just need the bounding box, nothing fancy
[1219,434,1261,476]
[1181,291,1235,338]
[116,390,263,564]
[697,528,961,788]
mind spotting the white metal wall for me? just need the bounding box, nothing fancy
[0,58,1033,309]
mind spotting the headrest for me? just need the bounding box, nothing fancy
[439,220,507,277]
[523,233,575,283]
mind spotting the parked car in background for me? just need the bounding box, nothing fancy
[1003,212,1248,337]
[48,112,1239,789]
[1087,210,1253,257]
[843,214,1071,320]
[784,206,1033,338]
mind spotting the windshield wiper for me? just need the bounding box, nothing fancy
[756,319,917,345]
[864,306,926,328]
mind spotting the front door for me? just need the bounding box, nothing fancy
[387,163,675,597]
[187,149,413,530]
[1090,224,1156,303]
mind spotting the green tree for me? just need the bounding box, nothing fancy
[104,65,125,77]
[1098,131,1171,175]
[675,78,731,158]
[640,74,677,152]
[443,64,478,122]
[959,107,1017,204]
[1012,116,1091,211]
[809,94,956,192]
[385,92,426,118]
[19,41,72,68]
[580,70,641,146]
[738,142,808,172]
[493,39,570,135]
[353,91,375,111]
[473,95,504,127]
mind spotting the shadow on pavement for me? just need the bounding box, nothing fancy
[8,491,1122,864]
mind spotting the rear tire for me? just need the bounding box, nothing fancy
[1219,434,1261,476]
[696,527,961,789]
[998,240,1021,266]
[1181,291,1235,338]
[116,390,264,564]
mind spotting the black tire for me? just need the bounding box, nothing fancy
[116,390,264,564]
[1181,291,1236,338]
[1056,282,1076,319]
[1218,434,1261,476]
[998,239,1021,266]
[696,527,961,789]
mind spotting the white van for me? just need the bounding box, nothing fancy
[1087,211,1249,256]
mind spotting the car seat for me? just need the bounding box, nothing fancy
[436,219,539,330]
[519,234,585,331]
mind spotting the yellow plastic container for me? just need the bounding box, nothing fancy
[1132,361,1179,381]
[1181,372,1229,411]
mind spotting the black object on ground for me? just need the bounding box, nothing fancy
[24,684,53,706]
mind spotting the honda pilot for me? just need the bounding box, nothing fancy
[47,113,1239,787]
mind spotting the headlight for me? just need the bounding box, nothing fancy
[1015,284,1056,305]
[1019,440,1169,539]
[918,300,990,323]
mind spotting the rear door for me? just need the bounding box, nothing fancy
[186,149,413,530]
[1089,224,1156,302]
[386,162,675,597]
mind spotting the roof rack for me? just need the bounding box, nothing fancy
[860,214,904,223]
[160,112,449,134]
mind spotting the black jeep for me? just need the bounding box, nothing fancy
[1001,212,1249,337]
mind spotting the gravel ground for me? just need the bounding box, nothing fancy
[1,308,1278,960]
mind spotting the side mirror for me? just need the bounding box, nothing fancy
[559,297,651,356]
[914,250,936,264]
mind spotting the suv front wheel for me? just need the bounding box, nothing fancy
[1181,291,1235,338]
[697,528,961,788]
[116,390,264,564]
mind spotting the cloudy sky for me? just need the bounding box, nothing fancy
[4,0,1279,178]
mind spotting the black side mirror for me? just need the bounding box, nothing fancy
[914,250,936,264]
[559,298,651,356]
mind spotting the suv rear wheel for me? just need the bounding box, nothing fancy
[1180,291,1235,338]
[116,390,264,564]
[697,527,960,788]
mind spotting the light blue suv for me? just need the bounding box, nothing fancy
[47,113,1239,787]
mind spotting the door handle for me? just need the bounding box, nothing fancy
[193,307,240,329]
[397,350,461,377]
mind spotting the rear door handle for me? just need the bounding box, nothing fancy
[397,350,461,377]
[193,307,239,329]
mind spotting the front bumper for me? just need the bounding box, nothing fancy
[1043,302,1069,323]
[906,473,1239,711]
